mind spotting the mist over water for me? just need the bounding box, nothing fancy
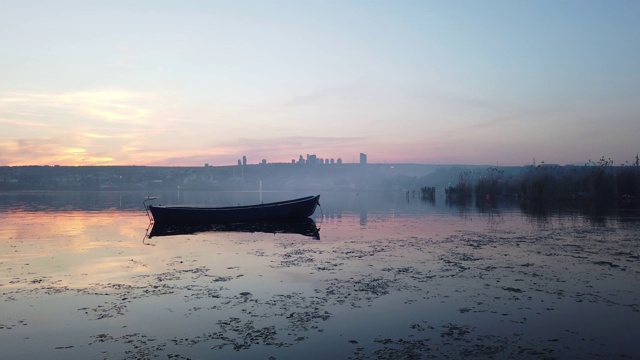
[2,188,638,223]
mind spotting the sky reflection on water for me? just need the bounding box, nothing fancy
[1,191,639,359]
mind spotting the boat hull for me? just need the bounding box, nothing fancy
[148,195,320,224]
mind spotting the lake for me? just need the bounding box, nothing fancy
[1,191,639,359]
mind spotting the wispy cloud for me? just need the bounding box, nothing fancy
[283,82,366,107]
[0,117,56,130]
[83,133,113,139]
[0,89,156,126]
[63,148,86,154]
[236,135,365,150]
[0,88,171,165]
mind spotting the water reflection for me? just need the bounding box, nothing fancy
[2,192,640,359]
[518,198,640,225]
[1,190,639,224]
[146,218,320,240]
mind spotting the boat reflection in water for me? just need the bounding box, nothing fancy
[147,217,320,240]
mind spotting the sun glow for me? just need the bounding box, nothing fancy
[64,148,86,154]
[89,157,114,164]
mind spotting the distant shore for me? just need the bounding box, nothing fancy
[1,162,638,209]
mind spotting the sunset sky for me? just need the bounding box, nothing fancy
[1,1,639,167]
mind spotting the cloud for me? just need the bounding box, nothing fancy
[63,148,86,154]
[283,81,366,107]
[0,88,171,165]
[83,133,113,139]
[0,117,56,132]
[0,138,71,165]
[446,114,523,136]
[0,130,136,165]
[0,89,156,126]
[235,136,366,155]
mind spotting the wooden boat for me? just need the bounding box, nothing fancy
[147,218,320,240]
[147,195,320,224]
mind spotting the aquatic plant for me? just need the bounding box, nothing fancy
[516,156,639,204]
[616,153,640,201]
[420,186,436,202]
[474,167,505,201]
[449,155,640,216]
[445,171,473,199]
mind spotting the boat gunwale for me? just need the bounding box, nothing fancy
[148,195,319,211]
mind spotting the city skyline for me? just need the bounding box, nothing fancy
[1,1,639,167]
[237,153,349,166]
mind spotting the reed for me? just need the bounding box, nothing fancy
[475,155,640,207]
[445,170,473,205]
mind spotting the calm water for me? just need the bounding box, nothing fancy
[1,191,639,359]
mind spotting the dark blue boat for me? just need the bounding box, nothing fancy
[147,195,320,224]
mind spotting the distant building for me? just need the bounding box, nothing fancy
[330,158,335,165]
[298,155,305,164]
[238,159,242,166]
[360,153,367,164]
[261,159,267,165]
[306,154,317,165]
[242,156,247,166]
[337,158,342,164]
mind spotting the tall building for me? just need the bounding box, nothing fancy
[360,153,367,164]
[242,156,247,166]
[306,154,317,164]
